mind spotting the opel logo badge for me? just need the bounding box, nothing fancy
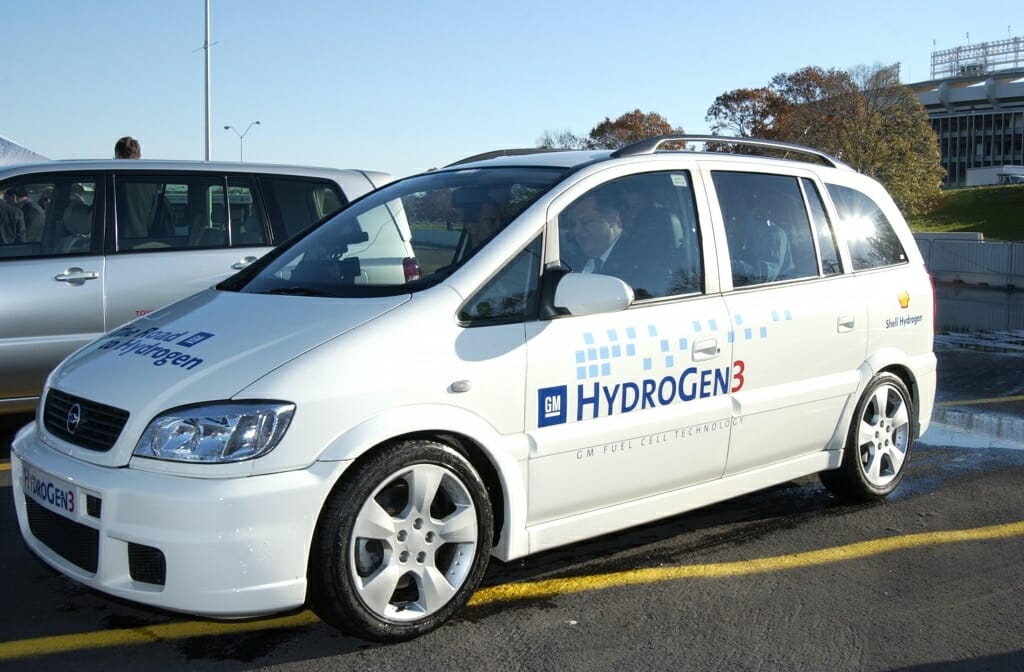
[66,404,82,434]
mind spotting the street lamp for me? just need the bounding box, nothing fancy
[223,120,260,162]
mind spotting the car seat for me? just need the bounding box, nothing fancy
[757,223,790,282]
[58,201,92,253]
[625,206,678,298]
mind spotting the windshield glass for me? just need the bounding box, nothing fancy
[227,167,566,297]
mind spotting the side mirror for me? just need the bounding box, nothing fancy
[553,272,633,316]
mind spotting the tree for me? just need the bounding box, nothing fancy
[706,64,945,214]
[847,65,945,214]
[586,109,684,149]
[537,129,587,150]
[768,67,862,153]
[705,87,778,138]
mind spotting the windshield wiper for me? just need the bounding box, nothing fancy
[264,287,333,297]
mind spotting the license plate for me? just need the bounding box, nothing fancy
[23,464,78,519]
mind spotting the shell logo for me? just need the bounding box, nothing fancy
[898,291,910,309]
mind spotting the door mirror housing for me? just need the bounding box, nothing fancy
[553,272,634,316]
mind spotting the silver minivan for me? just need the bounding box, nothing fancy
[0,160,394,414]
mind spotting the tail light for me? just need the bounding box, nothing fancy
[403,257,421,282]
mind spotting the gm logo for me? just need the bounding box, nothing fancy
[178,331,214,348]
[537,386,567,427]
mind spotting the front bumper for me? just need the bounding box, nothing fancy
[11,421,351,618]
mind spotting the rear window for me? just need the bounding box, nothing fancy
[261,176,347,240]
[713,171,819,287]
[826,183,907,270]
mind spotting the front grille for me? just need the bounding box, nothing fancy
[44,389,130,452]
[25,497,99,573]
[128,543,167,586]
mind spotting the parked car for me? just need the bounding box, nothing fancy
[11,136,936,642]
[0,160,393,414]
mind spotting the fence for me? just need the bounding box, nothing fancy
[915,235,1024,288]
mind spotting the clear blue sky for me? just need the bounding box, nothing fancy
[3,1,1017,177]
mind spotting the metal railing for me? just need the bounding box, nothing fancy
[915,235,1024,288]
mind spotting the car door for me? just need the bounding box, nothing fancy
[524,168,733,534]
[104,172,273,325]
[705,167,867,475]
[0,173,104,410]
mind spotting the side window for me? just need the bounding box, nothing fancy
[227,176,269,246]
[261,176,347,240]
[826,183,907,270]
[557,171,702,299]
[712,171,818,288]
[459,237,541,323]
[1,177,98,258]
[801,178,842,276]
[116,176,230,251]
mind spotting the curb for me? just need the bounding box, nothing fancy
[923,407,1024,449]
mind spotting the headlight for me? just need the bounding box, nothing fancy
[134,402,295,463]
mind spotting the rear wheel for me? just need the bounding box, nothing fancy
[308,440,492,642]
[821,372,914,502]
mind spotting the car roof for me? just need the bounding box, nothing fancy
[442,135,853,174]
[0,159,389,183]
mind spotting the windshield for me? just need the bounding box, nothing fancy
[226,167,566,297]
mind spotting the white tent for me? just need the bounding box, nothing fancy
[0,135,48,165]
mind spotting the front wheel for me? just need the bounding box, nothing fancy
[308,440,493,642]
[821,372,915,502]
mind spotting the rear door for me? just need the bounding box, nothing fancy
[0,173,104,409]
[705,166,867,474]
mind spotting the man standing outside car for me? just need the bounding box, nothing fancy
[114,135,141,159]
[113,135,165,240]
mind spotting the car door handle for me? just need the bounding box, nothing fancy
[231,256,259,270]
[838,313,855,332]
[54,268,100,284]
[692,338,720,361]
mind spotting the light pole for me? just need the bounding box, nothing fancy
[223,121,260,162]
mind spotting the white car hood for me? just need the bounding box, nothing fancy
[45,288,409,466]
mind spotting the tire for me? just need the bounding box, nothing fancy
[308,439,493,642]
[820,372,915,502]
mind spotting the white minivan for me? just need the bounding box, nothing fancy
[11,137,936,642]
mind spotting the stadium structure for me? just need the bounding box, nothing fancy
[908,36,1024,187]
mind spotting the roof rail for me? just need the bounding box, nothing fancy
[610,134,846,169]
[445,147,565,167]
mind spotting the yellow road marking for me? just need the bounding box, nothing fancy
[0,611,320,661]
[0,461,9,473]
[469,519,1024,605]
[1,520,1023,660]
[937,394,1024,407]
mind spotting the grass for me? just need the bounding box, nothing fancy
[908,184,1024,241]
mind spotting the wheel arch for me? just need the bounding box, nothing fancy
[312,405,530,561]
[864,348,929,437]
[827,355,925,471]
